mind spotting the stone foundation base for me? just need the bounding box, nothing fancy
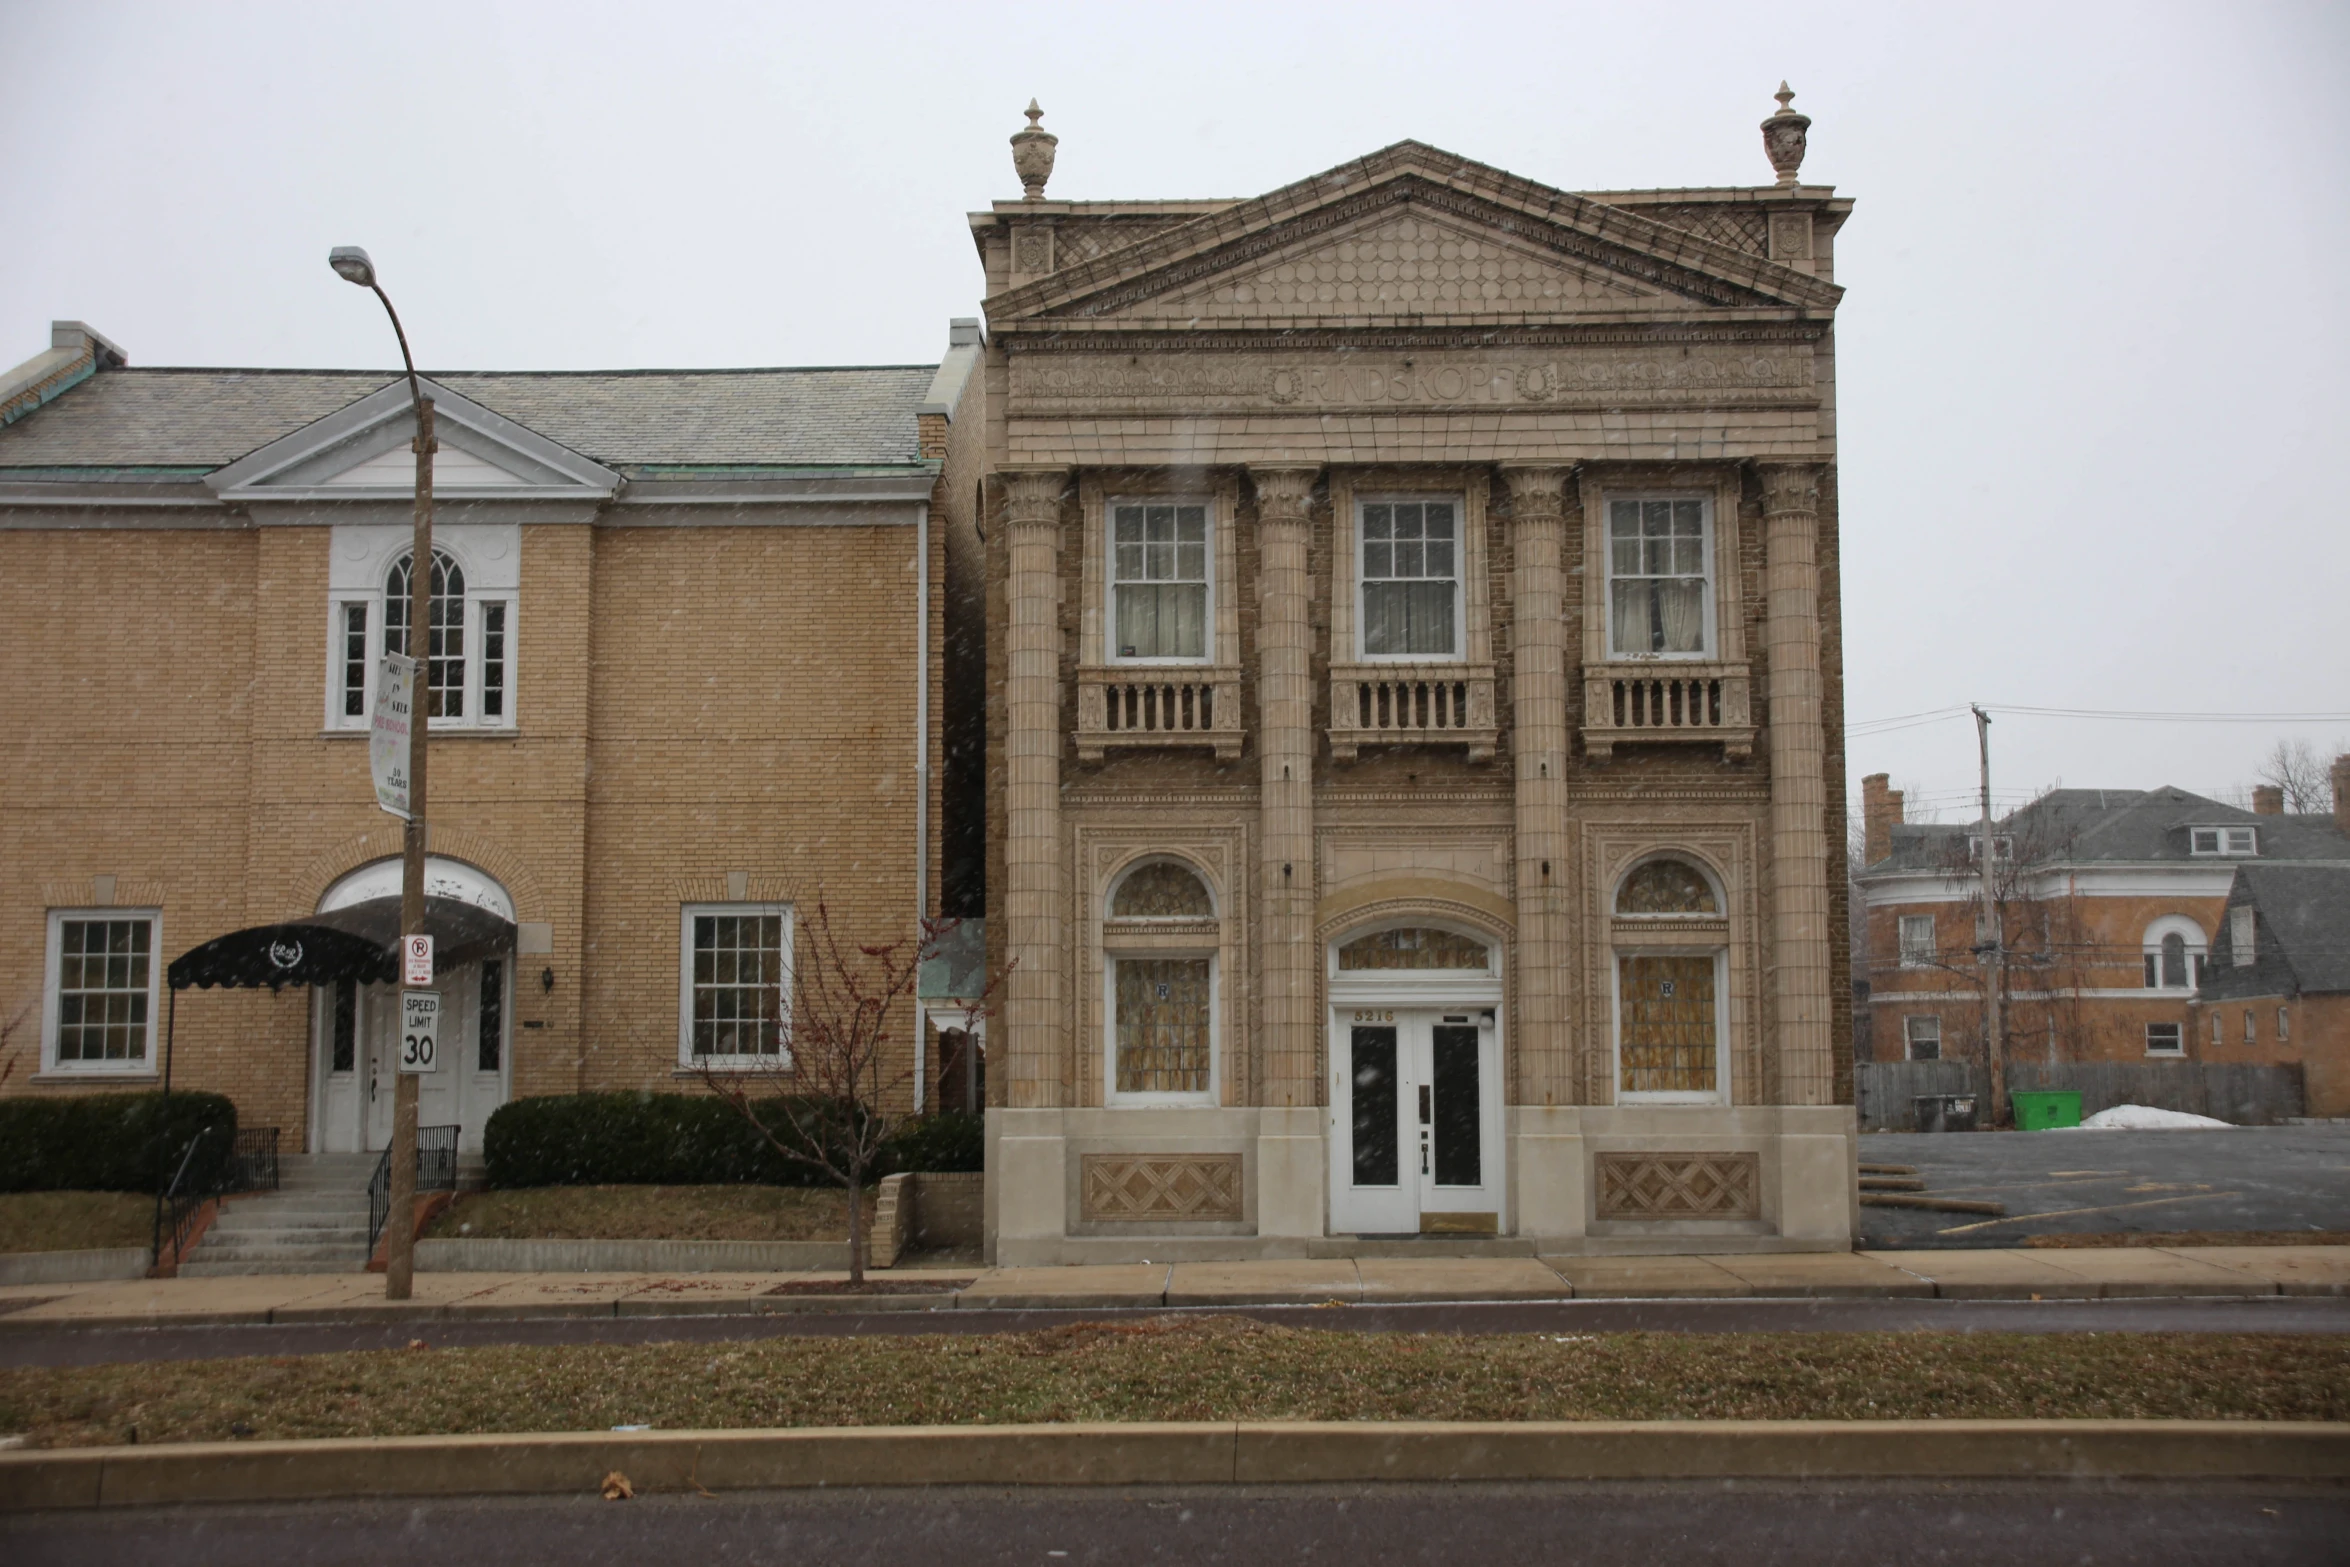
[985,1105,1858,1266]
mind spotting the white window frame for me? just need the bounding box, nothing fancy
[1105,495,1214,667]
[1897,914,1937,968]
[1903,1014,1942,1061]
[1104,949,1221,1108]
[1355,492,1466,663]
[1601,490,1715,662]
[1967,835,2015,862]
[1609,945,1730,1106]
[42,908,163,1077]
[2145,1021,2184,1055]
[2141,916,2209,992]
[2190,826,2258,857]
[677,903,794,1071]
[325,533,518,734]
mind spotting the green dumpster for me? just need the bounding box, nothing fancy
[2011,1089,2083,1130]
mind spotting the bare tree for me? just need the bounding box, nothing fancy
[700,901,999,1286]
[2255,738,2339,815]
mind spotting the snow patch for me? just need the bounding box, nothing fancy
[2058,1103,2235,1130]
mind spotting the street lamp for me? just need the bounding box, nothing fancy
[331,245,435,1301]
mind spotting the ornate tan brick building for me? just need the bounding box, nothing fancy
[0,322,981,1154]
[969,94,1859,1260]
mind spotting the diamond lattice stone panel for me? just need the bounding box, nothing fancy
[1594,1152,1762,1220]
[1080,1154,1244,1222]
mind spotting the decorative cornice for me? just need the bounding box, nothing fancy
[1000,323,1826,353]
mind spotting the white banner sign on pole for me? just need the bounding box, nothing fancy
[370,653,417,819]
[399,991,441,1074]
[403,934,434,987]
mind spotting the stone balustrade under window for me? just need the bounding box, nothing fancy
[1076,665,1244,761]
[1328,662,1498,763]
[1582,661,1755,760]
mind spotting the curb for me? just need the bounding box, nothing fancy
[3,1421,2343,1510]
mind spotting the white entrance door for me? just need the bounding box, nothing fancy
[347,961,511,1155]
[1328,1007,1503,1235]
[362,982,396,1151]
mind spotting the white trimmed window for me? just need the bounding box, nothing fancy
[2146,1022,2183,1055]
[1358,497,1462,660]
[2190,826,2257,856]
[327,527,517,732]
[1110,500,1210,662]
[44,911,161,1074]
[2141,918,2208,991]
[678,904,792,1068]
[1897,914,1937,968]
[1606,496,1712,658]
[1904,1015,1942,1061]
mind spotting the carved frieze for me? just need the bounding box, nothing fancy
[1595,1152,1761,1219]
[1008,346,1814,417]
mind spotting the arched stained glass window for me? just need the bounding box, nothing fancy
[1337,927,1489,971]
[1110,860,1214,918]
[386,548,466,718]
[1616,859,1718,916]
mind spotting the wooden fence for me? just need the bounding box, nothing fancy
[1855,1060,2306,1131]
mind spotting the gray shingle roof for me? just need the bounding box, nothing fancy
[1866,787,2350,873]
[0,365,938,470]
[2203,864,2350,997]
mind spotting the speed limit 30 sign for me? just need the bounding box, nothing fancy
[400,990,442,1073]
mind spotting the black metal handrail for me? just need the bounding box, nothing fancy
[366,1125,461,1254]
[150,1124,287,1269]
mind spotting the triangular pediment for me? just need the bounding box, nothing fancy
[991,142,1841,327]
[208,377,620,502]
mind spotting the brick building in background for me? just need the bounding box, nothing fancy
[0,319,982,1153]
[970,91,1859,1262]
[1854,762,2350,1114]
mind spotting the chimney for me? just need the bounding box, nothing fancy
[1861,773,1904,867]
[2334,754,2350,838]
[2252,785,2284,817]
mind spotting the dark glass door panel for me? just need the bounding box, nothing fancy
[1430,1024,1481,1187]
[1351,1026,1399,1186]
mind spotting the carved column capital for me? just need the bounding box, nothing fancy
[1247,466,1320,525]
[1000,467,1071,528]
[1758,462,1821,516]
[1498,464,1573,521]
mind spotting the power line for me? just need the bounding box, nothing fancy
[1850,703,2350,733]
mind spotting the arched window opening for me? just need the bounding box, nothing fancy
[386,548,467,718]
[2141,919,2207,991]
[1110,860,1214,918]
[1337,927,1489,972]
[1616,858,1719,916]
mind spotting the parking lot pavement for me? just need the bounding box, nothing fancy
[1859,1125,2350,1248]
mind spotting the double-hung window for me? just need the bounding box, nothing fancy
[678,905,792,1069]
[328,528,516,732]
[1897,914,1937,968]
[44,911,161,1075]
[2191,826,2257,856]
[1608,497,1711,657]
[1358,498,1460,659]
[1904,1015,1942,1061]
[1110,501,1209,661]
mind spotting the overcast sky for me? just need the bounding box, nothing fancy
[4,1,2345,817]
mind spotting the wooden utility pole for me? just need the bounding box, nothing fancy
[1972,704,2006,1127]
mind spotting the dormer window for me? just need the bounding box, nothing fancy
[2190,826,2257,857]
[1967,835,2014,862]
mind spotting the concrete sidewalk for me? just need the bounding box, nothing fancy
[3,1246,2346,1329]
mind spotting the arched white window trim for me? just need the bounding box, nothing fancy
[2140,915,2208,992]
[325,525,518,734]
[1104,855,1220,920]
[1610,851,1729,919]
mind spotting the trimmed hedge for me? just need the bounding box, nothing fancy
[0,1092,239,1194]
[884,1110,983,1174]
[482,1093,984,1189]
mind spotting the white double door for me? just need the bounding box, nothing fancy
[1327,1003,1504,1235]
[316,963,510,1155]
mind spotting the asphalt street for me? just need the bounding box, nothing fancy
[1859,1125,2350,1248]
[6,1483,2343,1566]
[3,1296,2343,1368]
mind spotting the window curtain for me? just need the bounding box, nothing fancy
[1611,579,1706,656]
[1114,957,1211,1094]
[1617,954,1717,1094]
[1362,581,1456,657]
[1115,582,1206,659]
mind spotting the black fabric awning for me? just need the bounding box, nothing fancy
[310,894,515,969]
[167,922,397,992]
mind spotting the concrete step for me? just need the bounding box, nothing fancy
[178,1258,362,1277]
[206,1226,371,1245]
[192,1242,370,1263]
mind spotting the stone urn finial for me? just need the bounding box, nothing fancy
[1011,100,1058,202]
[1761,81,1810,187]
